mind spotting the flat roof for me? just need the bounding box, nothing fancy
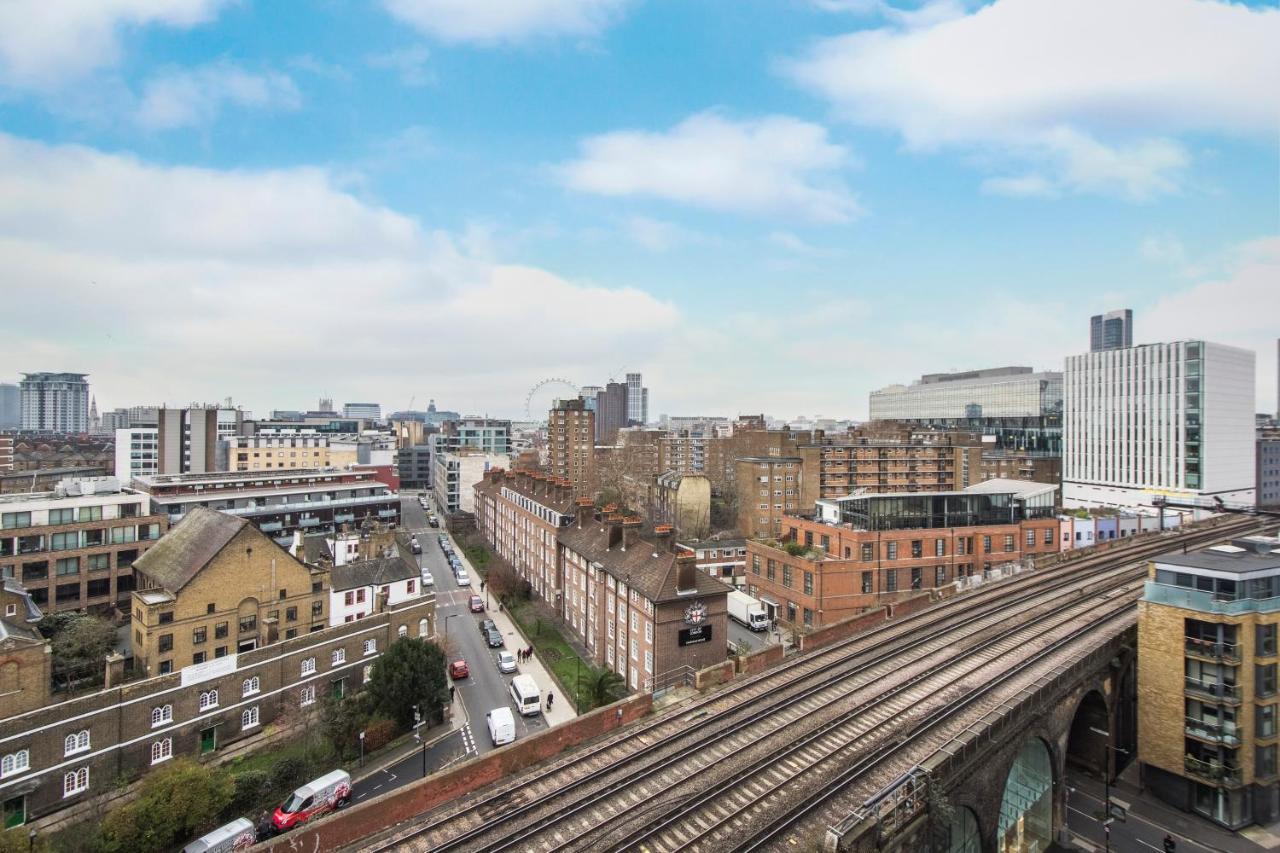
[1155,537,1280,575]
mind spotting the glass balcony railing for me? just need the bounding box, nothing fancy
[1147,582,1280,615]
[1185,637,1242,662]
[1185,718,1241,746]
[1184,756,1243,786]
[1185,678,1242,703]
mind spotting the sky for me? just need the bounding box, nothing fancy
[0,0,1277,421]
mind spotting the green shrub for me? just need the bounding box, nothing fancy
[226,769,270,818]
[268,756,308,793]
[362,717,398,752]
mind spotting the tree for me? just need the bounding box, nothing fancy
[486,559,527,603]
[319,692,372,760]
[40,614,117,688]
[367,638,449,728]
[585,667,627,709]
[96,759,234,853]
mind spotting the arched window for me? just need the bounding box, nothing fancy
[301,657,316,676]
[242,707,259,730]
[397,625,408,638]
[418,618,429,637]
[242,676,260,697]
[1,750,29,778]
[198,689,219,711]
[64,730,90,756]
[150,738,172,765]
[151,705,172,727]
[63,767,88,797]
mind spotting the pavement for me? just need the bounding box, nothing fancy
[1064,764,1280,853]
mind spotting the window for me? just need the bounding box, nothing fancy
[911,568,922,589]
[803,608,813,627]
[363,639,377,656]
[301,657,316,676]
[64,730,90,756]
[214,621,228,639]
[911,540,922,559]
[861,572,873,594]
[935,565,946,586]
[55,557,79,576]
[1258,704,1277,738]
[88,553,111,572]
[286,607,297,622]
[242,707,260,730]
[419,618,429,637]
[766,560,775,581]
[885,570,898,592]
[158,634,173,653]
[49,508,75,525]
[198,690,219,711]
[983,536,992,554]
[215,646,228,658]
[150,738,172,765]
[1026,529,1036,547]
[63,768,88,798]
[886,542,898,560]
[192,652,206,665]
[1260,664,1278,698]
[1259,744,1278,779]
[936,539,945,557]
[803,571,813,596]
[50,532,77,551]
[332,649,346,667]
[1260,624,1278,657]
[80,506,102,522]
[1004,535,1015,553]
[1044,528,1054,545]
[0,751,29,778]
[300,685,316,707]
[861,543,874,561]
[407,579,416,595]
[311,602,323,619]
[243,676,260,696]
[363,664,373,684]
[752,554,760,575]
[192,626,206,645]
[1,512,31,529]
[344,591,354,606]
[782,565,793,589]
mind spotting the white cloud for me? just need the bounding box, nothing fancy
[366,45,433,87]
[135,62,301,130]
[786,0,1280,198]
[0,132,681,414]
[382,0,629,44]
[767,231,841,258]
[0,0,229,89]
[559,111,860,222]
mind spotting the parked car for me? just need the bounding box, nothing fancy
[448,659,469,679]
[486,707,515,746]
[469,595,485,613]
[479,618,496,635]
[428,516,440,528]
[496,650,517,674]
[409,537,422,555]
[484,627,504,648]
[455,568,470,586]
[269,770,351,834]
[420,569,434,586]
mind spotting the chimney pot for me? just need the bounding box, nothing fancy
[676,551,697,593]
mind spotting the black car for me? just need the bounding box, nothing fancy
[484,627,504,648]
[479,618,496,635]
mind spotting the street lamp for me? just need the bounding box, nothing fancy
[359,730,366,768]
[28,828,36,853]
[1089,725,1129,853]
[444,613,458,640]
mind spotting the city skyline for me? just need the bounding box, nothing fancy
[0,0,1276,418]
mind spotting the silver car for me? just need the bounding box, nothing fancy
[496,651,517,674]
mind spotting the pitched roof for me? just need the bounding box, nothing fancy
[558,519,731,603]
[3,578,43,623]
[331,553,419,591]
[132,506,250,593]
[301,534,333,566]
[0,619,43,644]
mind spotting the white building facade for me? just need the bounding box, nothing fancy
[1063,340,1255,512]
[114,427,159,483]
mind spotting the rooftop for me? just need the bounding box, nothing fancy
[331,553,418,591]
[559,517,731,603]
[132,506,251,592]
[1154,537,1280,576]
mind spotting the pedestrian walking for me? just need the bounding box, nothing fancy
[546,691,554,711]
[480,580,485,591]
[1163,834,1176,853]
[449,685,456,702]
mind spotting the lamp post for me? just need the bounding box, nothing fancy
[1089,725,1129,853]
[28,828,36,853]
[359,730,366,768]
[443,613,458,640]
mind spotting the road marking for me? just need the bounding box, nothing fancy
[1069,787,1216,852]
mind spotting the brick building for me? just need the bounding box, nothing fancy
[559,512,730,692]
[736,456,805,539]
[1139,535,1280,829]
[546,399,595,495]
[0,510,434,829]
[0,477,167,614]
[980,450,1062,487]
[678,538,748,588]
[0,434,12,472]
[745,481,1059,628]
[473,470,575,601]
[225,433,330,472]
[796,434,985,503]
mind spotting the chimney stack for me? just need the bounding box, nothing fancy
[575,497,594,528]
[606,513,624,549]
[653,524,674,554]
[676,550,698,593]
[621,516,643,551]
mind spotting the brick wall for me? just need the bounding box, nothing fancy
[694,659,735,689]
[255,693,653,853]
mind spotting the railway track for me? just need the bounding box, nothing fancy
[362,515,1263,853]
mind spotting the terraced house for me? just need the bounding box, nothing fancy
[0,507,435,829]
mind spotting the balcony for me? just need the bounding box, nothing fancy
[1185,637,1241,663]
[1184,756,1243,786]
[258,522,283,533]
[1146,582,1280,616]
[1185,678,1242,704]
[1185,718,1241,746]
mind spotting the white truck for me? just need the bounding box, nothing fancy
[727,590,769,631]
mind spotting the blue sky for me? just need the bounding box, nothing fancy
[0,0,1276,419]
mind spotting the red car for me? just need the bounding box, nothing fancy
[469,595,485,613]
[449,659,469,679]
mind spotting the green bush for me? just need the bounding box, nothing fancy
[95,759,234,853]
[225,769,270,818]
[362,717,398,752]
[268,756,308,794]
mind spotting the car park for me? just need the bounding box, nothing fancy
[469,595,485,613]
[484,627,504,648]
[496,650,517,673]
[449,659,469,679]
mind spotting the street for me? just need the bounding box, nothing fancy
[1065,769,1221,853]
[728,616,773,653]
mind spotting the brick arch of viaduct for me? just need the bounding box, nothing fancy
[939,643,1135,853]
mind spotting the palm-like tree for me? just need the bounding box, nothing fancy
[586,667,627,709]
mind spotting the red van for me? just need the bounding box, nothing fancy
[271,770,352,833]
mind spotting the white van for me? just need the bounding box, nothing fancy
[183,818,257,853]
[509,674,542,717]
[486,706,516,746]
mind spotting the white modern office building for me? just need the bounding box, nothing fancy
[114,427,160,483]
[342,402,382,421]
[1063,340,1256,512]
[432,449,510,515]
